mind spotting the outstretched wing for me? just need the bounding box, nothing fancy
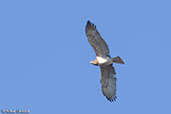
[85,21,109,57]
[100,64,117,102]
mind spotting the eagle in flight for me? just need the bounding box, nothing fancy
[85,20,125,102]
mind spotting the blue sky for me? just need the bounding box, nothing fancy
[0,0,171,114]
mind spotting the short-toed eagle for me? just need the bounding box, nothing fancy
[85,20,125,102]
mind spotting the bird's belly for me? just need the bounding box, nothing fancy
[97,56,111,64]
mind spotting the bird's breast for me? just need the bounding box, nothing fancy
[96,56,108,64]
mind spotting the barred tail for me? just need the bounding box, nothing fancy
[112,56,125,64]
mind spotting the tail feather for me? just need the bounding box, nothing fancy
[112,56,125,64]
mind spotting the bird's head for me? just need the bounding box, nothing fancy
[90,60,99,66]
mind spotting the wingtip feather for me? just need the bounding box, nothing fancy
[86,20,96,28]
[106,95,117,102]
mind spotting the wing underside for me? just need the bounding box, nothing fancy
[85,21,109,56]
[100,64,117,102]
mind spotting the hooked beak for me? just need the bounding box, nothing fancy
[90,61,93,64]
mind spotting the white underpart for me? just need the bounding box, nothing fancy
[96,56,108,64]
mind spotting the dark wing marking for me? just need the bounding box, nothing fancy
[85,21,109,56]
